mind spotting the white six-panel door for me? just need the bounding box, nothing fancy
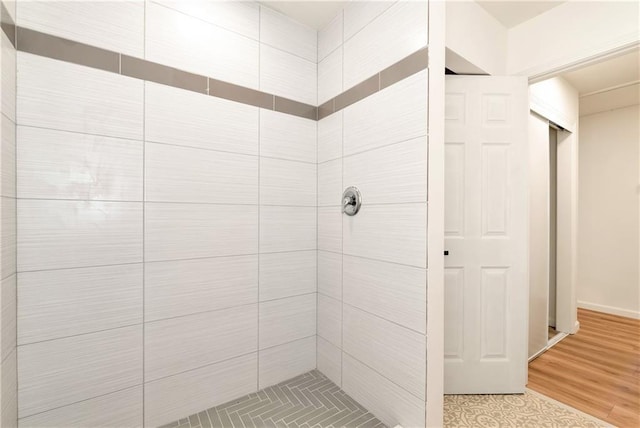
[444,76,529,394]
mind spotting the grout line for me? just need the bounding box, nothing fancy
[18,384,143,422]
[341,348,425,402]
[142,1,147,422]
[257,6,262,391]
[17,322,142,348]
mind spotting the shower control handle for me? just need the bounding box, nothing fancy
[342,187,362,216]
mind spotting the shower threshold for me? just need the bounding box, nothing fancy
[160,370,386,428]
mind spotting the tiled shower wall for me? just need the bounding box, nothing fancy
[0,1,17,427]
[316,2,429,427]
[14,2,317,427]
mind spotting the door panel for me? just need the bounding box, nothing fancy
[444,76,529,394]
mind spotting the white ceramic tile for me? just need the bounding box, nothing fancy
[343,136,427,204]
[318,250,342,301]
[342,354,425,428]
[260,6,316,62]
[318,48,343,105]
[19,386,143,428]
[145,353,257,427]
[343,255,425,334]
[259,109,317,163]
[146,142,258,204]
[318,158,342,207]
[317,336,341,387]
[260,45,316,105]
[260,158,316,207]
[318,111,342,163]
[343,1,394,42]
[17,200,142,272]
[259,251,316,301]
[1,115,15,198]
[259,206,316,253]
[17,53,143,140]
[145,255,258,322]
[343,203,426,268]
[17,0,144,57]
[344,1,426,89]
[343,70,427,156]
[145,203,258,262]
[0,348,17,428]
[343,305,425,399]
[145,305,257,381]
[1,32,16,122]
[318,11,343,61]
[146,2,259,89]
[318,294,341,347]
[259,336,316,389]
[3,0,15,22]
[0,196,15,280]
[318,206,342,253]
[145,82,259,156]
[1,274,15,362]
[17,126,143,201]
[259,293,316,349]
[151,0,259,39]
[18,325,143,418]
[17,264,142,345]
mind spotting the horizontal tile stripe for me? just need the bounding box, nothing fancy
[122,55,207,94]
[5,24,428,121]
[17,27,119,73]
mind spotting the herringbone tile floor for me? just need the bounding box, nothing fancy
[161,370,386,428]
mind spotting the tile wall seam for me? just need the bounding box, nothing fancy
[340,7,345,388]
[257,5,261,394]
[155,1,317,65]
[340,301,427,336]
[342,348,425,402]
[315,16,319,372]
[16,321,145,348]
[17,384,143,422]
[142,1,147,424]
[258,334,316,353]
[341,252,427,270]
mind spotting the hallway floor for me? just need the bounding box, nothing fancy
[528,308,640,427]
[160,371,385,428]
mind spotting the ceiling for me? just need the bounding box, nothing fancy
[561,49,640,95]
[260,1,347,29]
[476,1,565,28]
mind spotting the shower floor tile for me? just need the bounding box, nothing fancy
[160,370,386,428]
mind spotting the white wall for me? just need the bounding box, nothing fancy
[508,1,640,78]
[14,2,318,426]
[445,1,507,75]
[316,2,429,426]
[578,104,640,319]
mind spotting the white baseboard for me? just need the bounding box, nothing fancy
[578,301,640,320]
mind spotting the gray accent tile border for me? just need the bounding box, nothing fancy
[1,23,428,122]
[18,27,119,73]
[318,47,429,120]
[160,370,386,428]
[122,55,207,94]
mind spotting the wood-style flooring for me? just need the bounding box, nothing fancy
[528,308,640,427]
